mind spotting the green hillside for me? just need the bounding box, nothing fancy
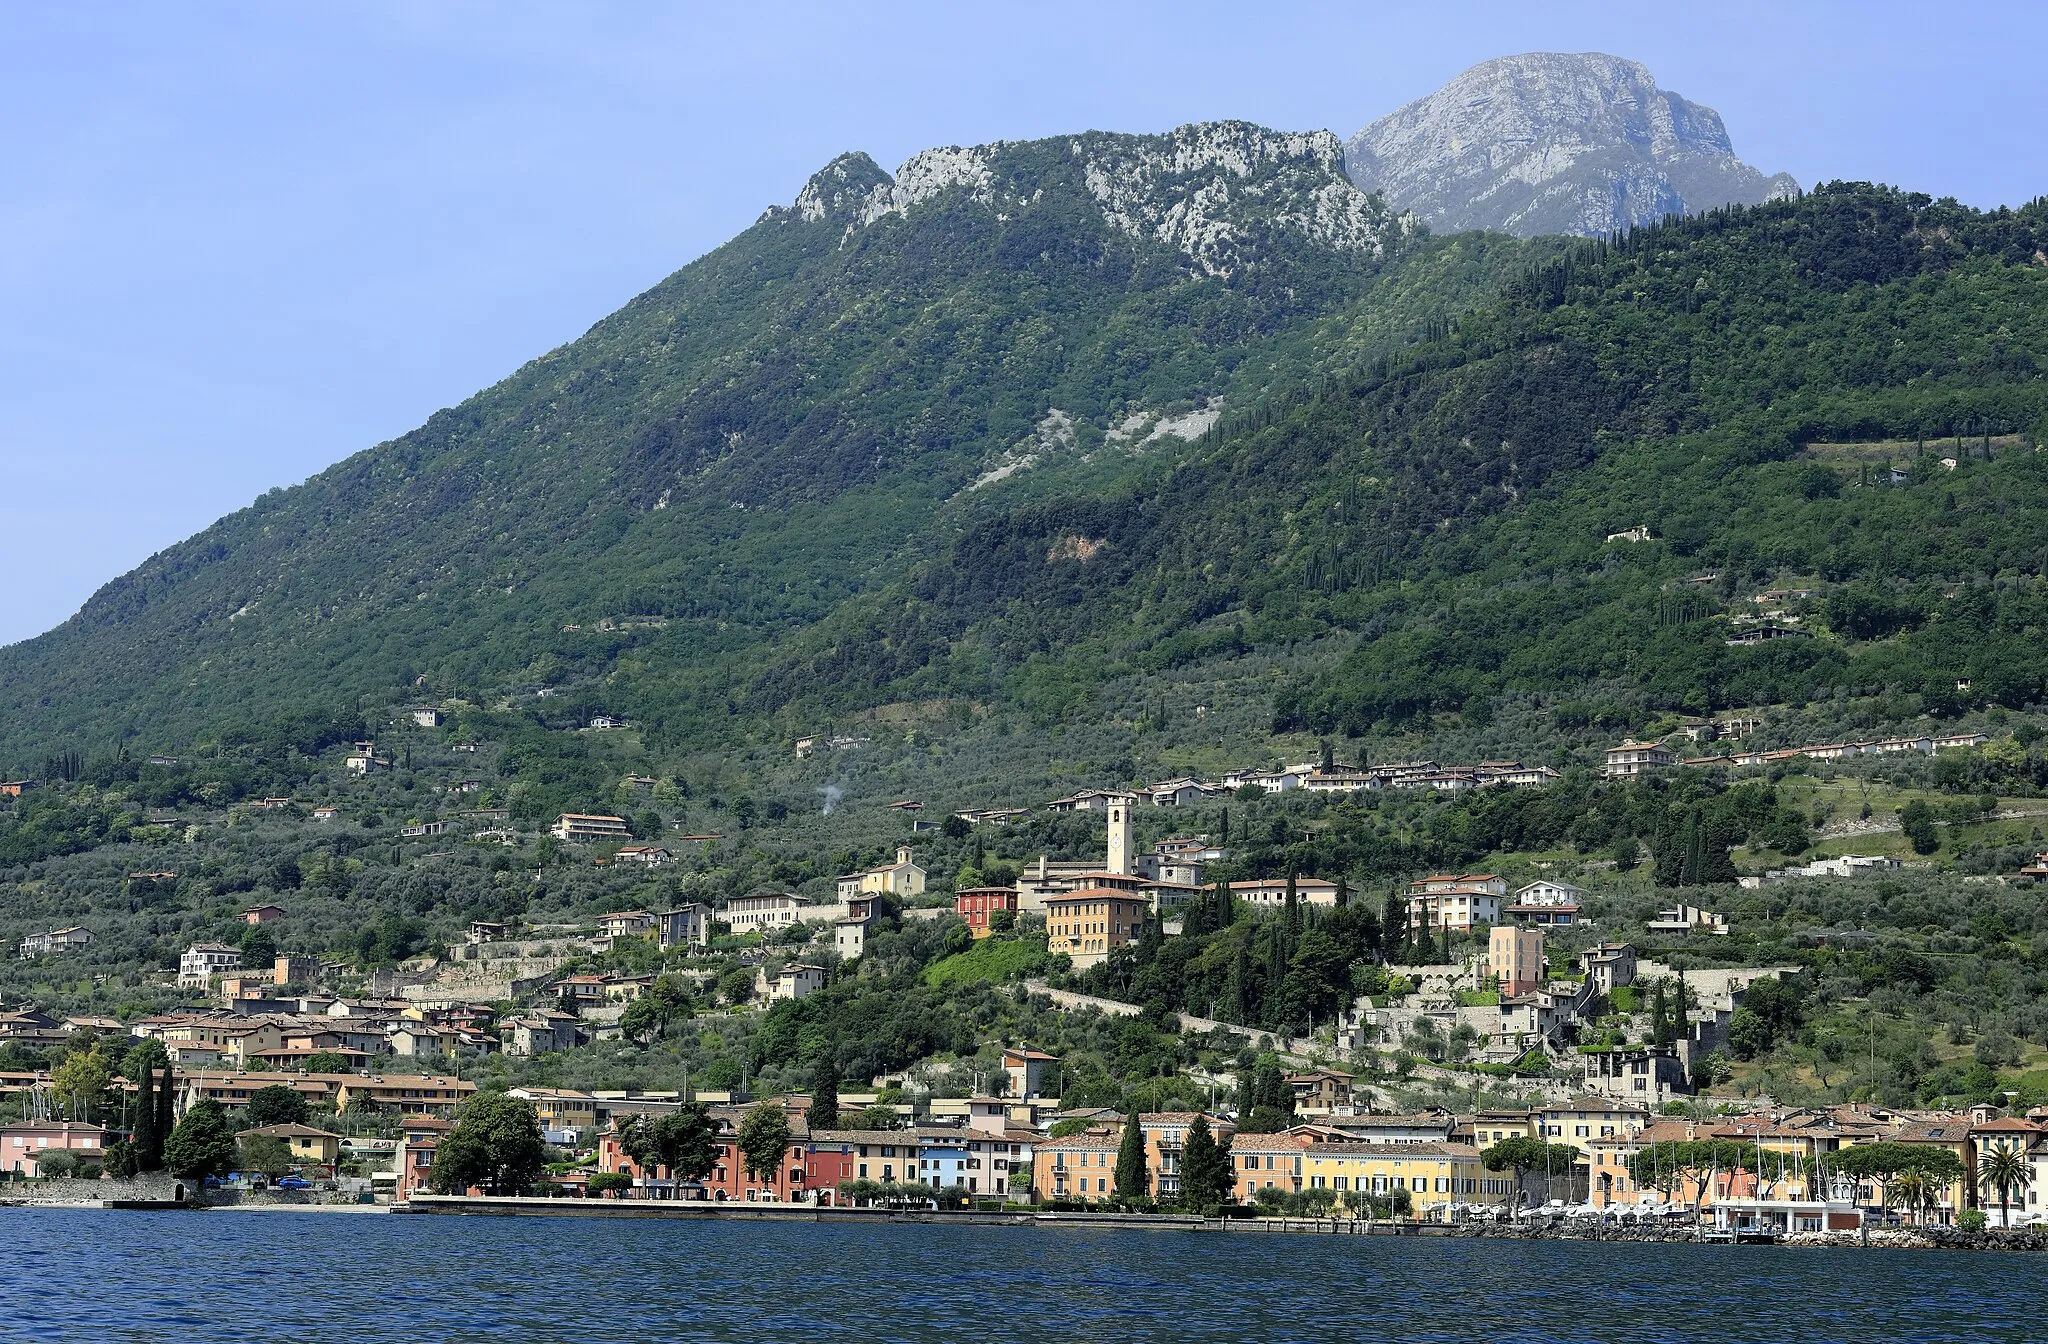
[0,123,1538,766]
[4,158,2047,808]
[792,184,2048,744]
[9,157,2048,1128]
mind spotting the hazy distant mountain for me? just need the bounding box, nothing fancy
[1345,52,1800,237]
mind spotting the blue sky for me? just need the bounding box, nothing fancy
[1,1,2041,645]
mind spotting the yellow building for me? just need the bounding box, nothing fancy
[238,1123,343,1169]
[1302,1142,1509,1209]
[1045,889,1150,971]
[838,847,927,900]
[506,1086,600,1135]
[1472,1110,1535,1150]
[1534,1097,1650,1153]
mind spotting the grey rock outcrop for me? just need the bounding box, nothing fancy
[1345,52,1798,238]
[773,122,1410,278]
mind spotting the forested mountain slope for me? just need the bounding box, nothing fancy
[0,122,1543,764]
[6,167,2047,776]
[789,185,2048,743]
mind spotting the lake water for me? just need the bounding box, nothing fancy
[0,1210,2035,1342]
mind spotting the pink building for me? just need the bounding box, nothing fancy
[2,1122,107,1177]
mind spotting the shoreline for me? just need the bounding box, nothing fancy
[13,1194,2045,1253]
[385,1197,2048,1252]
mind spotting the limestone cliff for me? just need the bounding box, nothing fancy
[1344,52,1798,237]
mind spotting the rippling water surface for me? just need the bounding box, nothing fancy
[0,1210,2034,1342]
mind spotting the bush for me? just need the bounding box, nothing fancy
[1958,1208,1988,1231]
[587,1172,632,1196]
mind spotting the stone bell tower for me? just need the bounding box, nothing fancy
[1107,795,1134,876]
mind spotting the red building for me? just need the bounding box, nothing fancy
[955,887,1020,939]
[799,1131,870,1204]
[595,1105,811,1201]
[396,1116,452,1200]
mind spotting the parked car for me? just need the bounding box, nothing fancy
[276,1175,312,1191]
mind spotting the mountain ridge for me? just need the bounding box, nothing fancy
[0,115,1514,763]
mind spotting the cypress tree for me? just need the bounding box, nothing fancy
[806,1058,840,1132]
[1180,1113,1228,1212]
[1382,890,1405,962]
[131,1066,155,1168]
[154,1068,174,1167]
[1439,922,1452,965]
[1113,1110,1149,1203]
[1263,925,1287,1027]
[1225,940,1250,1023]
[1283,871,1300,935]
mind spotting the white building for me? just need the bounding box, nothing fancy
[551,814,631,842]
[1506,879,1585,926]
[17,927,93,960]
[1405,874,1508,931]
[598,911,655,940]
[1231,877,1341,909]
[1604,740,1674,778]
[1646,903,1730,936]
[722,891,813,934]
[179,943,243,990]
[758,963,827,1002]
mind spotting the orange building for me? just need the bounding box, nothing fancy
[1031,1113,1233,1203]
[1045,889,1150,971]
[1232,1132,1308,1201]
[955,887,1020,938]
[1488,925,1545,998]
[1033,1127,1120,1202]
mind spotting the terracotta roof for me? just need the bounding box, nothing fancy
[1037,1134,1120,1152]
[1305,1142,1483,1159]
[1227,1132,1310,1152]
[237,1123,342,1140]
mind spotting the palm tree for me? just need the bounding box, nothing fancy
[1976,1145,2031,1229]
[1887,1171,1929,1226]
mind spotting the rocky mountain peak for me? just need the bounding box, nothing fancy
[1345,52,1798,237]
[770,121,1406,278]
[789,151,894,225]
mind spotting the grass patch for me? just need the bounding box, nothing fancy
[922,935,1050,988]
